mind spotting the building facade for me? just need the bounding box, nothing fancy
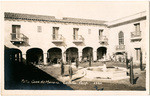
[4,11,146,65]
[107,11,146,65]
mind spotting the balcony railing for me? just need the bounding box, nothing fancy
[10,33,29,44]
[116,45,125,51]
[73,35,84,43]
[131,31,142,41]
[52,34,64,43]
[99,36,108,44]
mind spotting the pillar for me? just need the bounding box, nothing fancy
[62,50,66,63]
[12,53,15,62]
[43,52,47,65]
[93,49,97,61]
[17,53,19,62]
[78,49,82,62]
[21,51,26,64]
[20,53,23,63]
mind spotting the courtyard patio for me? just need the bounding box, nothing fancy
[35,61,146,90]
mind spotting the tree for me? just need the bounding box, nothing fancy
[69,60,73,79]
[68,49,73,79]
[125,52,129,69]
[130,57,134,84]
[140,51,143,71]
[89,49,92,67]
[61,60,64,76]
[76,57,79,68]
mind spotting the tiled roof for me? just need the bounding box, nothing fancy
[62,17,106,25]
[4,12,107,26]
[5,12,55,21]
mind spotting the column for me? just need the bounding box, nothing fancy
[43,52,47,65]
[20,53,23,63]
[62,50,66,63]
[12,53,15,62]
[78,50,82,62]
[22,53,26,59]
[106,50,109,60]
[17,53,19,62]
[21,51,26,63]
[93,49,97,61]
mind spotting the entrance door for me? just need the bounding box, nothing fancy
[135,48,141,62]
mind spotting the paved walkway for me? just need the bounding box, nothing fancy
[38,61,146,90]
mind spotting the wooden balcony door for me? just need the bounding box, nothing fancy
[53,27,59,40]
[12,25,21,39]
[73,28,79,40]
[99,29,103,39]
[134,23,140,35]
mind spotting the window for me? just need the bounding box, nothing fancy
[73,28,79,40]
[135,48,141,60]
[134,23,140,35]
[88,29,91,34]
[53,27,59,40]
[118,31,124,45]
[37,26,42,32]
[99,29,103,37]
[12,25,21,39]
[99,29,103,40]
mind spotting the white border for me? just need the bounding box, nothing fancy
[0,1,149,96]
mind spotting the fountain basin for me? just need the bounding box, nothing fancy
[84,66,129,80]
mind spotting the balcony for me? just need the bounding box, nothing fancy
[10,33,29,44]
[116,45,125,52]
[99,36,108,45]
[131,31,142,41]
[52,34,64,43]
[73,35,84,43]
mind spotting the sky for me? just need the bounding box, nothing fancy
[1,1,148,21]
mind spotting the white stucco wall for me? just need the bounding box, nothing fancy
[108,19,146,64]
[4,19,109,62]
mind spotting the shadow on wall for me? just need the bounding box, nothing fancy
[4,45,72,90]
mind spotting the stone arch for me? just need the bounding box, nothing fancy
[7,48,22,63]
[66,47,78,62]
[26,48,43,64]
[97,47,107,60]
[47,47,62,64]
[82,47,93,61]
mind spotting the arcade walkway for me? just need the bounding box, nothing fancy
[4,46,72,90]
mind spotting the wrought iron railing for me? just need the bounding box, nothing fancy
[116,45,125,50]
[131,31,141,38]
[99,36,108,42]
[10,33,29,43]
[52,34,64,41]
[73,35,84,41]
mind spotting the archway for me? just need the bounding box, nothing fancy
[8,48,22,63]
[26,48,43,64]
[97,47,107,60]
[115,52,125,62]
[66,47,78,62]
[82,47,93,61]
[47,48,62,64]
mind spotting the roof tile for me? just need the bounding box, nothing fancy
[4,12,107,26]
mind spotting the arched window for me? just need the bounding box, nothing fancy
[118,31,124,45]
